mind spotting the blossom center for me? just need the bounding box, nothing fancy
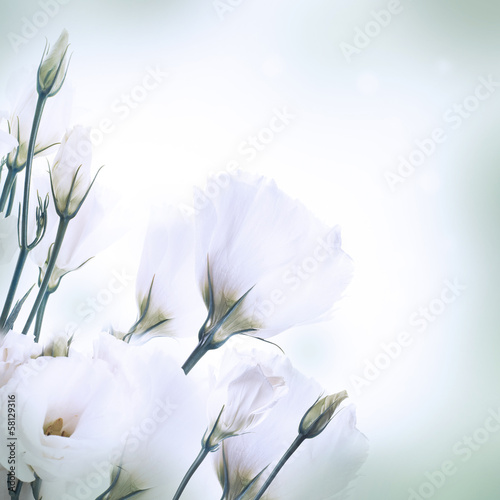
[44,417,71,437]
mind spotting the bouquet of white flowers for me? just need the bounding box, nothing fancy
[0,31,367,500]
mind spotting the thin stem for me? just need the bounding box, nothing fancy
[0,169,16,213]
[172,447,209,500]
[182,338,210,375]
[23,217,69,337]
[0,247,28,329]
[253,435,306,500]
[6,175,17,217]
[1,95,47,329]
[20,95,46,249]
[9,479,23,499]
[33,290,50,343]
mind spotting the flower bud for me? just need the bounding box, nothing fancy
[50,125,95,218]
[37,30,70,97]
[299,390,348,439]
[203,364,286,450]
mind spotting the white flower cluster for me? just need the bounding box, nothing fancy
[0,31,367,500]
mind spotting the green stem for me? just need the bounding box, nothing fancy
[23,217,69,337]
[9,479,23,499]
[182,337,211,375]
[172,447,209,500]
[33,290,50,343]
[6,175,17,218]
[0,247,28,329]
[253,434,306,500]
[1,94,47,330]
[0,169,16,214]
[20,95,46,249]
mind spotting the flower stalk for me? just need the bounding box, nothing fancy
[0,96,47,330]
[172,447,209,500]
[252,391,348,500]
[0,169,16,213]
[252,434,305,500]
[33,290,50,343]
[23,216,69,337]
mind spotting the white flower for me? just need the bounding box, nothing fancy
[0,354,133,484]
[89,333,211,499]
[0,330,42,387]
[37,29,70,97]
[184,171,353,372]
[50,125,97,218]
[213,348,367,500]
[129,206,205,341]
[204,345,288,450]
[31,174,124,292]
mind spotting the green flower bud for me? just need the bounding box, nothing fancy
[37,30,70,97]
[299,390,348,439]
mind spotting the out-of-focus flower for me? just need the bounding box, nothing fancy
[183,171,353,372]
[89,333,211,499]
[0,330,42,387]
[127,206,205,341]
[213,342,367,500]
[50,125,97,218]
[0,354,133,484]
[203,355,287,450]
[37,29,70,97]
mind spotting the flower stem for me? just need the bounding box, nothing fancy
[172,447,209,500]
[20,94,46,249]
[0,169,16,214]
[6,175,17,218]
[182,339,210,375]
[23,216,69,337]
[33,290,50,342]
[0,247,28,330]
[253,434,306,500]
[0,94,47,329]
[9,479,23,499]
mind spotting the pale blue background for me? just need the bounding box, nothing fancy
[1,1,499,499]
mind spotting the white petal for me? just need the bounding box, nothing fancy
[195,171,353,338]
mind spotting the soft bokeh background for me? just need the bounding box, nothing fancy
[1,0,499,499]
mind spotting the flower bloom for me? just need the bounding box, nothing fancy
[0,354,133,484]
[50,125,97,218]
[213,345,367,500]
[128,206,205,341]
[0,330,42,387]
[183,171,353,372]
[203,353,287,450]
[31,174,124,292]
